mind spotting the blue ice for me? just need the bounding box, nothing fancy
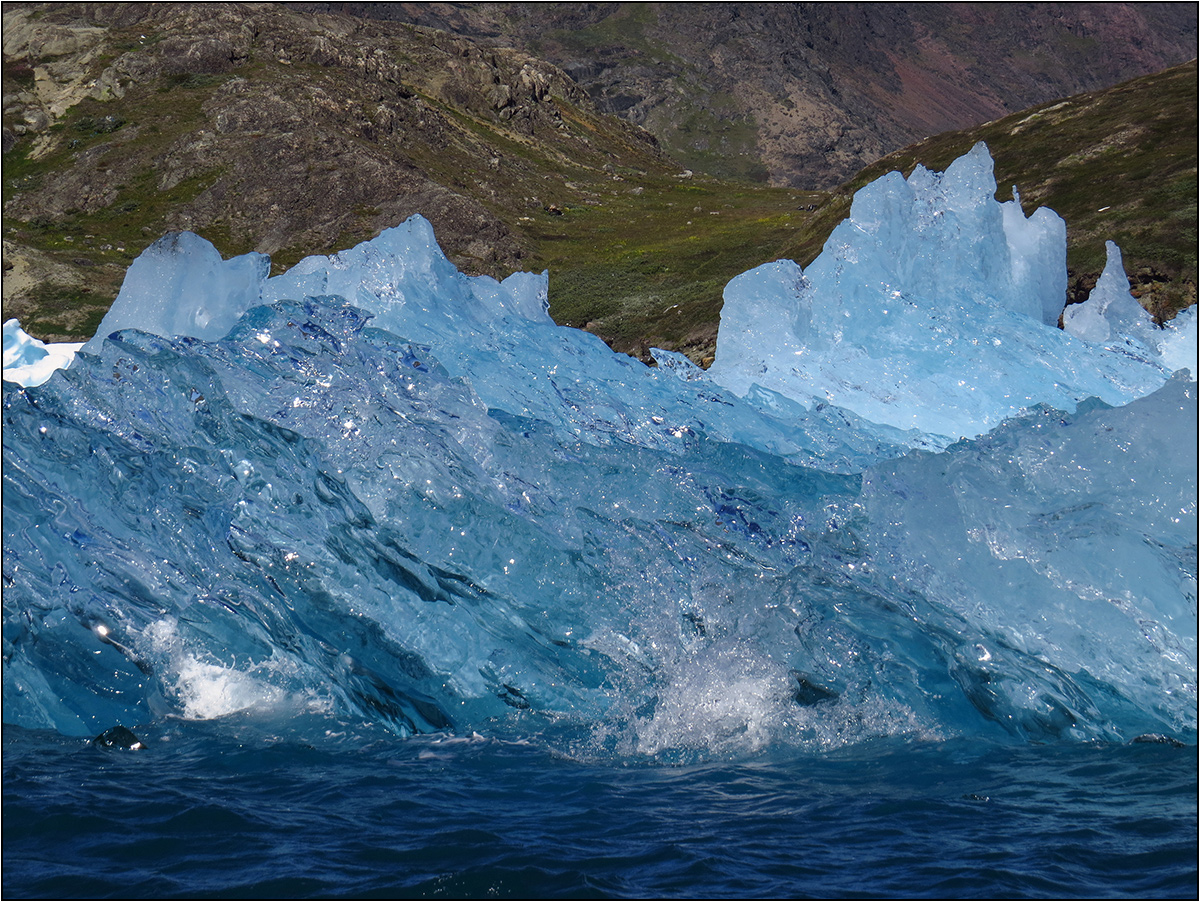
[3,144,1195,757]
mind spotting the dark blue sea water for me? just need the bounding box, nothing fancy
[3,724,1196,899]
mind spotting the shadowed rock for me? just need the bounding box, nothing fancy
[92,726,146,750]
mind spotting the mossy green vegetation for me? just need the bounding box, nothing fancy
[20,281,110,340]
[531,177,825,360]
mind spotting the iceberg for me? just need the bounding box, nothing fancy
[859,376,1197,739]
[3,319,50,369]
[1064,239,1197,376]
[1063,241,1154,345]
[2,319,83,388]
[2,144,1195,757]
[257,216,921,472]
[707,142,1189,440]
[81,230,271,355]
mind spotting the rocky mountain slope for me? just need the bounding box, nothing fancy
[2,1,675,340]
[2,2,1196,366]
[310,2,1198,188]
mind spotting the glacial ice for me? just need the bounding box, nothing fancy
[3,319,83,387]
[3,319,49,369]
[1063,241,1152,344]
[257,216,923,472]
[81,230,271,355]
[1160,306,1199,375]
[1063,239,1198,377]
[2,143,1196,757]
[707,142,1189,440]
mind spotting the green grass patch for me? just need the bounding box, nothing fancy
[18,281,112,341]
[527,169,821,361]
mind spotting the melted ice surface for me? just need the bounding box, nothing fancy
[3,145,1195,759]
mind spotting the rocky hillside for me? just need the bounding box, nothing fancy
[2,1,676,339]
[2,2,1196,367]
[310,2,1199,188]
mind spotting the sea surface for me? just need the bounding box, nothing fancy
[3,724,1196,899]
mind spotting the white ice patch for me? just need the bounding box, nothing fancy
[2,319,83,387]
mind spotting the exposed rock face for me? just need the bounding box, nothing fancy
[2,1,671,339]
[2,2,627,265]
[317,2,1199,188]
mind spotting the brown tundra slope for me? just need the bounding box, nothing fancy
[2,2,1195,361]
[310,2,1198,187]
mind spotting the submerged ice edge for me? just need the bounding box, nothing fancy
[3,144,1197,758]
